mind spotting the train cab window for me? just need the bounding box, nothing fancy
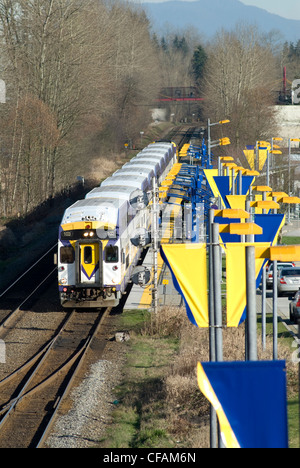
[60,246,75,264]
[84,246,93,264]
[105,246,119,263]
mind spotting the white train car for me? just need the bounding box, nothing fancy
[112,167,154,187]
[85,185,138,201]
[142,142,177,163]
[133,154,169,180]
[57,140,177,309]
[58,193,147,308]
[101,175,149,192]
[122,160,161,182]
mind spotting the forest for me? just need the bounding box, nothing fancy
[0,0,299,219]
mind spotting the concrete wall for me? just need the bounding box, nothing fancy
[151,108,167,122]
[274,105,300,146]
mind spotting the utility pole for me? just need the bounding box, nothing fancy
[212,223,223,362]
[209,210,217,449]
[273,259,278,360]
[246,246,257,361]
[152,178,159,314]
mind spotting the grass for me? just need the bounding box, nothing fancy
[288,398,299,448]
[98,305,300,448]
[257,314,299,448]
[99,309,179,448]
[98,238,300,448]
[282,236,300,245]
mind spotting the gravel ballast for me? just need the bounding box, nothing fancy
[46,359,122,448]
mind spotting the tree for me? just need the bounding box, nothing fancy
[0,0,164,217]
[191,45,207,87]
[155,30,205,121]
[0,0,98,212]
[202,25,278,150]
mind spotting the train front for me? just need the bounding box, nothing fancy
[57,198,123,308]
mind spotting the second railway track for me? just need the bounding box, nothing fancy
[0,307,111,448]
[0,125,196,448]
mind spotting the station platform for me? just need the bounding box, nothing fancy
[124,137,213,311]
[123,246,182,310]
[124,159,189,311]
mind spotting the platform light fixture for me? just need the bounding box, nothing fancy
[207,118,231,165]
[288,138,300,222]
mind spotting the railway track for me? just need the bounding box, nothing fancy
[0,307,110,448]
[164,125,197,152]
[0,244,57,331]
[0,125,196,448]
[0,245,113,448]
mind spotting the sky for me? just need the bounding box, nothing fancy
[137,0,300,21]
[240,0,300,20]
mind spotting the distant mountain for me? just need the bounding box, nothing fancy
[142,0,300,42]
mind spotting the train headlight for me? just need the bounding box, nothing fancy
[61,278,67,285]
[83,231,95,238]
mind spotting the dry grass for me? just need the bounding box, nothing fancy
[89,153,127,182]
[143,306,298,448]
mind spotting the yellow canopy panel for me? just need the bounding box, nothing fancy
[251,201,280,210]
[220,156,234,162]
[219,223,263,235]
[269,245,300,262]
[282,197,300,204]
[252,185,272,192]
[214,209,250,219]
[228,223,263,235]
[270,192,288,199]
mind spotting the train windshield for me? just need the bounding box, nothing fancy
[60,246,75,264]
[84,246,93,264]
[105,246,119,263]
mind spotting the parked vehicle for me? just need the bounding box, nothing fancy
[289,290,300,323]
[266,262,295,288]
[277,268,300,296]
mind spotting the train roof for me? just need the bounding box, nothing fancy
[61,197,126,224]
[85,185,139,201]
[134,153,166,162]
[124,159,159,168]
[141,147,168,155]
[130,155,166,169]
[139,148,172,161]
[148,142,176,151]
[113,166,154,179]
[135,152,169,164]
[145,142,176,157]
[101,174,148,188]
[101,174,145,186]
[123,160,160,175]
[148,141,174,146]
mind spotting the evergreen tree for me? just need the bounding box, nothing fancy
[192,45,207,84]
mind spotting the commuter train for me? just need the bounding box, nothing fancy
[57,141,177,308]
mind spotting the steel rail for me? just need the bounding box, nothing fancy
[0,310,76,428]
[0,266,58,337]
[0,307,109,448]
[36,307,110,448]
